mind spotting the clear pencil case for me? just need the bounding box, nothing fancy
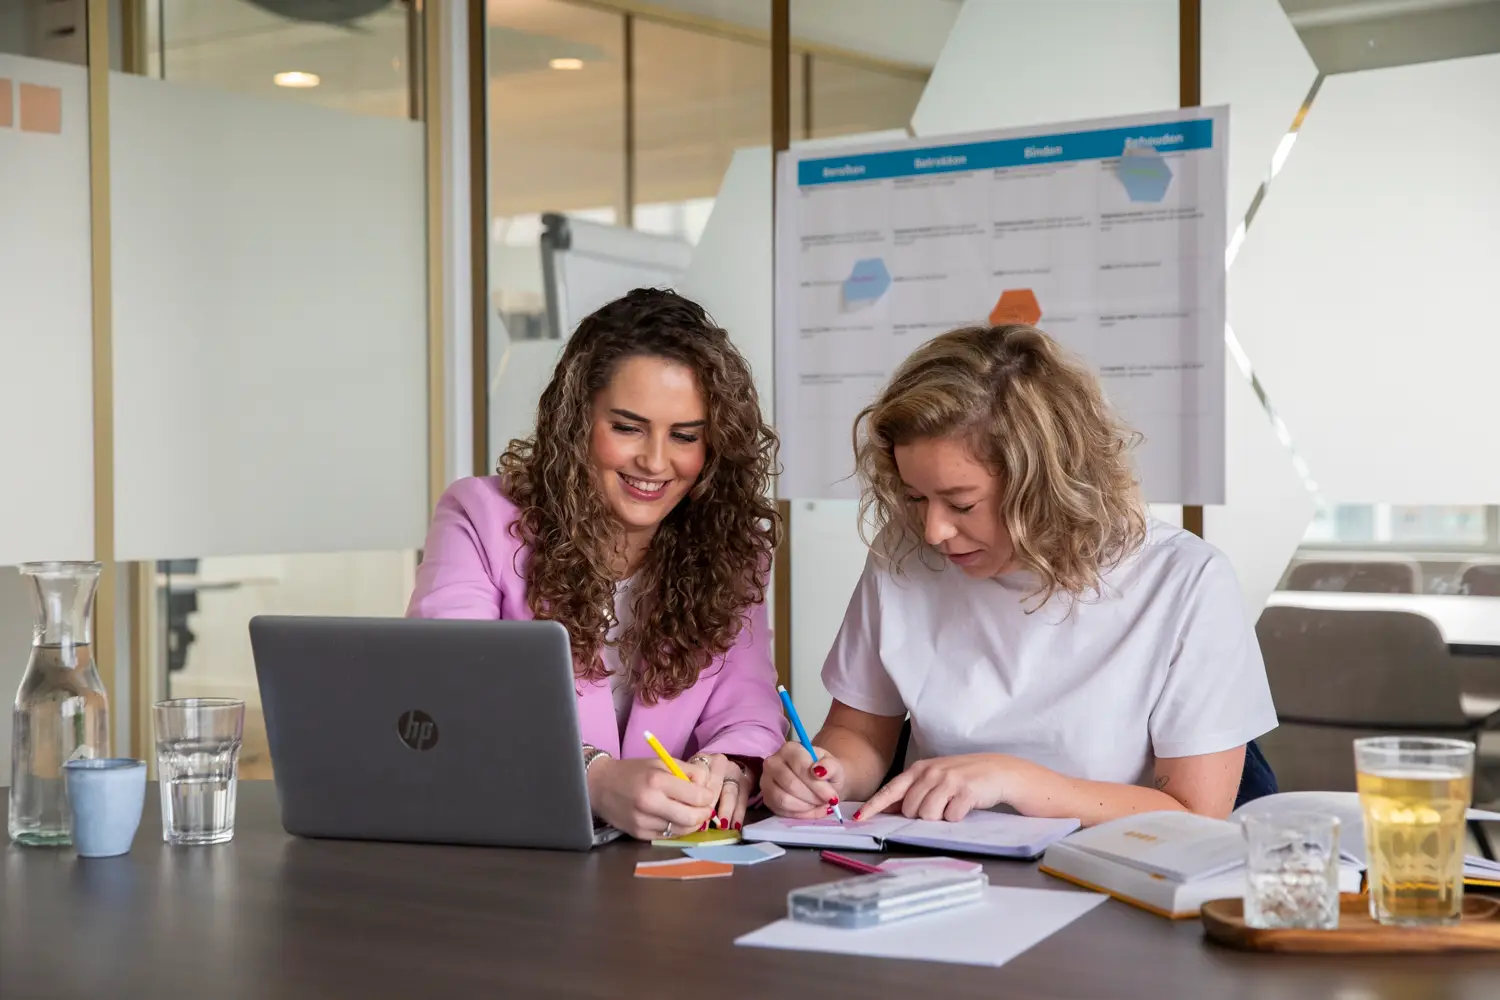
[788,869,988,929]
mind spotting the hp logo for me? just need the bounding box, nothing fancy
[397,710,439,751]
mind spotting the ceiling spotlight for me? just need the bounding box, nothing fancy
[274,71,321,88]
[549,57,584,71]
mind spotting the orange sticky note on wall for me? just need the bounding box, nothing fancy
[19,83,61,135]
[0,79,13,128]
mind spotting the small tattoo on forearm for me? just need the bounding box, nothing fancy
[1154,775,1171,791]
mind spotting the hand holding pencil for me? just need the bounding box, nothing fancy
[586,733,716,841]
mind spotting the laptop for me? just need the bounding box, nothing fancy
[248,615,622,850]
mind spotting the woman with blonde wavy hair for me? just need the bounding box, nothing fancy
[409,288,784,840]
[761,324,1275,826]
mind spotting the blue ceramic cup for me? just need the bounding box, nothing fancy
[63,758,147,858]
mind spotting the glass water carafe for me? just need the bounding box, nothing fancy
[8,561,110,846]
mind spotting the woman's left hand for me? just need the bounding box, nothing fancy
[857,754,1037,823]
[684,753,753,831]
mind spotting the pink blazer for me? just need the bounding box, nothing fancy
[406,476,786,761]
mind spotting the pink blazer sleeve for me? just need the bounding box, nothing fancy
[690,600,788,759]
[406,477,524,621]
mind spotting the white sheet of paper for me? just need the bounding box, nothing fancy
[735,886,1107,968]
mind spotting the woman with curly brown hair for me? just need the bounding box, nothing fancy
[408,289,784,840]
[761,324,1276,827]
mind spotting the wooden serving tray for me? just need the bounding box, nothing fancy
[1202,894,1500,953]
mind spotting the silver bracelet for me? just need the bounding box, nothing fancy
[582,744,612,773]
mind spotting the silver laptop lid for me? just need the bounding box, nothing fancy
[249,616,598,850]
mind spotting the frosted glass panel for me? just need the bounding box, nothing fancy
[679,147,774,408]
[1204,354,1314,620]
[1203,0,1317,227]
[0,54,93,564]
[110,73,428,560]
[1230,53,1500,504]
[912,1,1176,138]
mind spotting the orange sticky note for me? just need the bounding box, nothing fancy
[0,79,13,128]
[19,83,61,135]
[634,858,734,880]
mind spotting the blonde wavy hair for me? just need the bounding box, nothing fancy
[854,324,1147,604]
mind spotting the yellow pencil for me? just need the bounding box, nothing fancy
[642,731,690,781]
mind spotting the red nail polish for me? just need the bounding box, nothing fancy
[813,766,827,778]
[734,822,742,831]
[698,822,708,832]
[853,810,862,821]
[826,806,834,815]
[829,797,839,806]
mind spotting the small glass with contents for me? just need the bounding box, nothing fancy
[1240,810,1341,930]
[788,868,988,929]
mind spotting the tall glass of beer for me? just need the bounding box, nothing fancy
[1354,736,1475,926]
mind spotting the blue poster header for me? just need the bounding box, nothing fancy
[797,118,1214,187]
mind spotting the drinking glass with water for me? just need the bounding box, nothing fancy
[153,698,245,845]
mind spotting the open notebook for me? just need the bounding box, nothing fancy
[742,805,1080,860]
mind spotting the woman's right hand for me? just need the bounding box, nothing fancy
[586,756,717,841]
[761,741,846,819]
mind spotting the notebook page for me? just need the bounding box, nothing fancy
[741,807,904,850]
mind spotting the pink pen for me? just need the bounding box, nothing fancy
[820,850,884,875]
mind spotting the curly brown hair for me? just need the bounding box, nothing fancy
[855,324,1147,605]
[498,288,781,703]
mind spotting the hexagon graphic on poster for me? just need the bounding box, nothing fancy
[842,257,891,312]
[989,288,1041,327]
[1117,145,1173,202]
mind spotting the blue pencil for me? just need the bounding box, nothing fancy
[777,684,844,824]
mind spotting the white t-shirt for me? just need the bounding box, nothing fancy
[601,577,637,738]
[821,520,1278,788]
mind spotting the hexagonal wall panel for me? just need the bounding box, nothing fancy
[1230,53,1500,504]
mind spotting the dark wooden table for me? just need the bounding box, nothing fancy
[4,782,1500,999]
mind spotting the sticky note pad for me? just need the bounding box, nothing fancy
[19,83,61,135]
[635,858,734,880]
[683,842,786,866]
[651,828,741,848]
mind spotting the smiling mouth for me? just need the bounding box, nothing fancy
[619,473,670,501]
